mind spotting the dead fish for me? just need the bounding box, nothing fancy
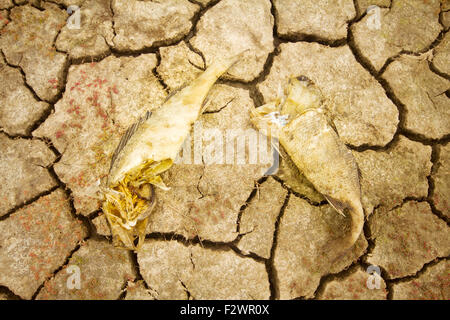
[102,52,246,251]
[251,76,364,251]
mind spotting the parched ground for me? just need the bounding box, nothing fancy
[0,0,449,300]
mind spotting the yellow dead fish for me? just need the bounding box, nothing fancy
[102,52,246,251]
[251,76,364,251]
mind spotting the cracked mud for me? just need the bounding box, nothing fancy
[0,0,448,300]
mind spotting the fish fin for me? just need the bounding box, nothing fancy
[342,147,362,192]
[324,195,347,217]
[110,111,152,171]
[250,101,283,138]
[264,137,280,176]
[328,119,340,137]
[356,162,362,181]
[355,162,363,196]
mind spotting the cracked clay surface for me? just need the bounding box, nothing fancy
[0,0,448,300]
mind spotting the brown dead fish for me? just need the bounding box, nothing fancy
[101,52,246,251]
[251,76,364,251]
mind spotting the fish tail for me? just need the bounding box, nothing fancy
[180,50,249,107]
[250,101,283,139]
[324,193,364,249]
[204,49,248,79]
[324,203,365,264]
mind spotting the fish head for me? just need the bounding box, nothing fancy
[281,76,324,118]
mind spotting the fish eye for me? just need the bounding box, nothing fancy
[296,75,311,83]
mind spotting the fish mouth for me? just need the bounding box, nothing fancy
[102,159,172,250]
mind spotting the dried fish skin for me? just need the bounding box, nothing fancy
[108,54,244,186]
[251,77,364,251]
[102,53,245,251]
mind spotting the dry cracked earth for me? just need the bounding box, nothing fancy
[0,0,449,300]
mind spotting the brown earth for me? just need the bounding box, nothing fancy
[0,0,448,300]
